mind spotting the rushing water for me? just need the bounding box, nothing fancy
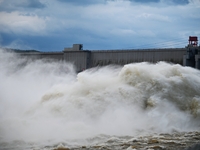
[0,49,200,150]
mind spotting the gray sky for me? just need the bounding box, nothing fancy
[0,0,200,51]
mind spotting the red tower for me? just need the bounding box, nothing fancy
[188,36,198,47]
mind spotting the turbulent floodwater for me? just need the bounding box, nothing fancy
[0,49,200,150]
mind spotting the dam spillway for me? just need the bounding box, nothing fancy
[14,44,200,72]
[20,48,185,71]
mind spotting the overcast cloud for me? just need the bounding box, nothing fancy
[0,0,199,51]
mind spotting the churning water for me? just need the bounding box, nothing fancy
[0,49,200,150]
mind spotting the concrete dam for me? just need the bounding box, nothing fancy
[15,37,200,72]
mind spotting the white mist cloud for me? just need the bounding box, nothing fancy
[0,11,48,35]
[0,50,200,149]
[189,0,200,6]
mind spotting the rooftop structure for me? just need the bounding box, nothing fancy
[64,44,83,51]
[188,36,198,47]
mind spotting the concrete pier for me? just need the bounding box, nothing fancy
[183,46,200,70]
[183,36,200,70]
[195,54,200,69]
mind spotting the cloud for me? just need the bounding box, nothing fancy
[0,0,199,51]
[57,0,104,5]
[159,0,189,5]
[130,0,160,3]
[0,0,45,12]
[189,0,200,6]
[0,11,48,35]
[107,0,189,5]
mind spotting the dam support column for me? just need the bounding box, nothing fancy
[183,46,197,68]
[63,44,91,72]
[183,47,200,69]
[195,54,200,69]
[183,36,200,69]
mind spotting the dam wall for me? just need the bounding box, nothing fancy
[15,47,188,72]
[10,36,200,71]
[63,50,91,71]
[183,45,200,69]
[18,52,64,61]
[90,48,186,68]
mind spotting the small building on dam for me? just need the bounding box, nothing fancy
[15,36,200,72]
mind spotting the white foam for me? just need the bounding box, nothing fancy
[0,49,200,147]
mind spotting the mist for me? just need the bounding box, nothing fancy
[0,49,200,148]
